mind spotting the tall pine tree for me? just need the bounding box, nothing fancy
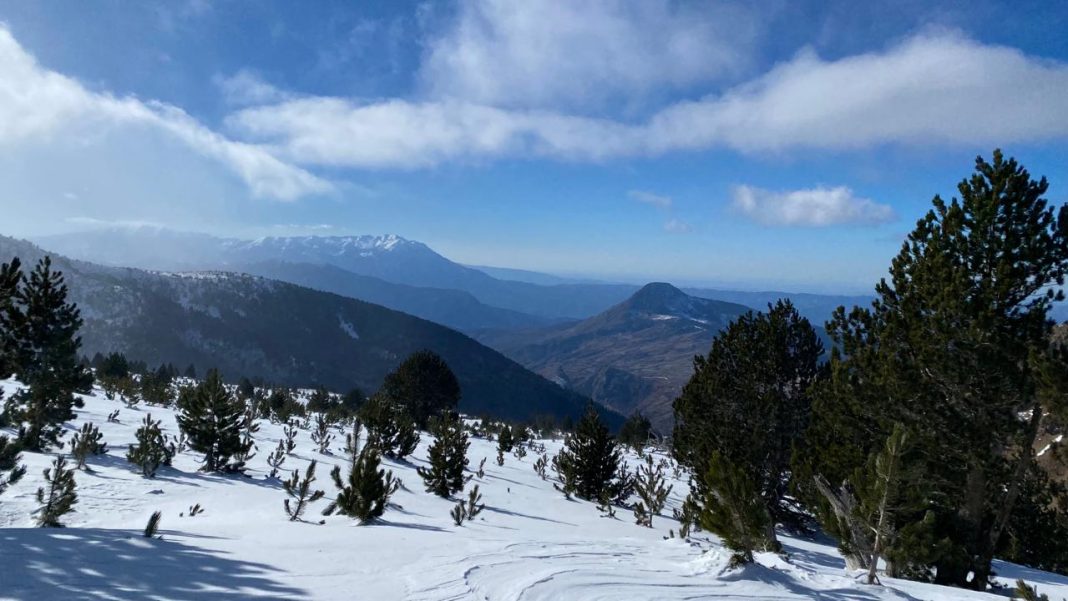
[418,411,470,497]
[797,151,1068,588]
[4,257,92,451]
[380,350,461,428]
[674,300,822,533]
[554,405,626,502]
[177,369,247,472]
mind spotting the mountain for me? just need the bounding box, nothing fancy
[683,287,873,327]
[479,283,753,430]
[0,235,617,426]
[38,228,637,320]
[231,260,557,333]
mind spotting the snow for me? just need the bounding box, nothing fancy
[2,377,1066,601]
[1038,434,1063,457]
[337,315,359,340]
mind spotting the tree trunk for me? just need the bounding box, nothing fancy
[971,403,1043,590]
[814,474,872,571]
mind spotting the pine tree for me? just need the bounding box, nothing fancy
[497,424,514,453]
[0,422,24,495]
[380,350,461,428]
[418,412,469,497]
[694,451,778,565]
[797,152,1068,589]
[283,460,325,522]
[70,422,107,470]
[618,413,653,454]
[633,454,673,527]
[144,511,162,538]
[127,414,174,478]
[553,405,626,502]
[177,369,247,472]
[465,484,485,519]
[266,438,287,479]
[311,413,333,454]
[323,443,399,524]
[674,300,821,533]
[0,257,23,378]
[5,257,92,451]
[360,393,419,459]
[36,455,77,527]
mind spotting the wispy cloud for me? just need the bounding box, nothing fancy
[731,185,895,227]
[628,190,672,209]
[226,31,1068,169]
[214,70,292,107]
[663,218,693,234]
[0,26,329,201]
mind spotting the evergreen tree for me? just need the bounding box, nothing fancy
[380,350,461,428]
[323,436,399,524]
[797,152,1068,589]
[266,438,287,479]
[554,405,627,502]
[632,454,673,527]
[176,369,247,472]
[0,422,24,495]
[0,257,22,378]
[97,352,130,396]
[360,393,419,459]
[5,257,92,451]
[496,423,514,453]
[35,455,77,527]
[693,451,778,565]
[126,414,174,478]
[618,413,653,454]
[311,412,333,454]
[418,412,470,497]
[674,300,821,532]
[283,460,325,522]
[70,422,107,470]
[139,365,175,406]
[306,387,333,414]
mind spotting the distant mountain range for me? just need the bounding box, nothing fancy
[478,283,753,430]
[0,235,614,426]
[37,227,875,326]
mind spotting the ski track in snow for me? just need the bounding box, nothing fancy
[1,377,1066,601]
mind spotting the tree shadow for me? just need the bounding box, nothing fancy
[0,528,309,600]
[483,506,577,527]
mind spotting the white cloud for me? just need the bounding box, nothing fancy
[419,0,757,110]
[226,31,1068,169]
[0,26,329,201]
[731,185,895,227]
[628,190,672,209]
[214,70,292,107]
[645,30,1068,153]
[663,218,693,233]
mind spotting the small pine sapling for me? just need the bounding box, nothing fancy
[127,414,174,478]
[596,492,617,519]
[70,422,107,470]
[1015,580,1050,601]
[533,454,549,480]
[106,409,120,423]
[266,439,287,479]
[513,445,527,460]
[144,511,162,538]
[633,454,673,527]
[496,448,505,466]
[311,413,333,454]
[283,460,325,522]
[323,433,398,523]
[476,457,486,479]
[35,455,77,527]
[184,503,204,517]
[451,502,466,526]
[283,422,298,454]
[465,484,485,519]
[0,434,25,495]
[418,413,470,497]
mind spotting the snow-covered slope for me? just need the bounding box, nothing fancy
[1,379,1064,601]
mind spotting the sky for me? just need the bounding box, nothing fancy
[0,1,1066,293]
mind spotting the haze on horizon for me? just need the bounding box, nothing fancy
[0,0,1066,294]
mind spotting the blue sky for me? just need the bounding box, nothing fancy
[0,0,1066,293]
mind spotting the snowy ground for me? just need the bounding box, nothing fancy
[1,378,1066,601]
